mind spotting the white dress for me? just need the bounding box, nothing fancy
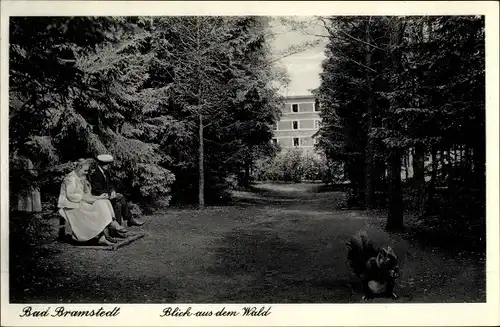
[57,171,114,242]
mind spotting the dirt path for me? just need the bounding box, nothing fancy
[10,183,485,303]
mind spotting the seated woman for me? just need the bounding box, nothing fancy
[57,158,125,246]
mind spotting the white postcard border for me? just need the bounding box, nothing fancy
[1,1,499,326]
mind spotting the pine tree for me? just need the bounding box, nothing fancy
[316,15,485,233]
[149,16,283,206]
[10,17,175,205]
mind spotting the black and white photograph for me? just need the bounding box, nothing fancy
[1,1,499,326]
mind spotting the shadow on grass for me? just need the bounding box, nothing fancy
[10,240,178,303]
[11,272,177,303]
[9,225,177,303]
[231,184,346,214]
[310,183,351,193]
[207,228,355,303]
[246,184,303,199]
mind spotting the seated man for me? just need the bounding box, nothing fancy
[88,154,145,228]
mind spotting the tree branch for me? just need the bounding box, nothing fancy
[318,16,388,52]
[330,43,378,74]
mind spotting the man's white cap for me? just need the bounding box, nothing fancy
[97,154,114,164]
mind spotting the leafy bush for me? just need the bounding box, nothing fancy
[253,149,344,183]
[319,160,346,185]
[10,212,53,248]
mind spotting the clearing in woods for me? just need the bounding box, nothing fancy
[10,183,485,303]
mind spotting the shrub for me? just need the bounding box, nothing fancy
[253,149,345,183]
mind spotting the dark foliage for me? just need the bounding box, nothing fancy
[315,16,485,244]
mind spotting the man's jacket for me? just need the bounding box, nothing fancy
[88,167,114,196]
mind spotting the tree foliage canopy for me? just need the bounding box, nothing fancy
[315,16,485,231]
[9,16,285,207]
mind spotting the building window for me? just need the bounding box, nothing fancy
[314,99,320,112]
[314,120,320,129]
[293,137,300,147]
[292,121,299,130]
[291,104,299,113]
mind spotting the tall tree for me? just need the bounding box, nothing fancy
[363,17,376,209]
[149,16,283,207]
[381,17,405,230]
[316,15,485,232]
[149,16,239,208]
[315,17,386,208]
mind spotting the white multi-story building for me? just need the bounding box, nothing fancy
[272,95,321,156]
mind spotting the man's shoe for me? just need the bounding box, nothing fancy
[127,216,145,227]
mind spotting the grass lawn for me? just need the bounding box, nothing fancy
[10,183,485,303]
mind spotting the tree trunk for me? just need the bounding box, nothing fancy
[198,113,205,209]
[447,147,456,190]
[195,18,205,209]
[244,160,251,187]
[374,157,386,205]
[364,19,375,209]
[404,151,409,180]
[440,149,447,183]
[386,151,404,230]
[464,146,472,183]
[386,17,404,231]
[473,142,485,194]
[425,145,438,215]
[413,143,425,209]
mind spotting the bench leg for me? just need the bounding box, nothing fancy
[58,216,66,241]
